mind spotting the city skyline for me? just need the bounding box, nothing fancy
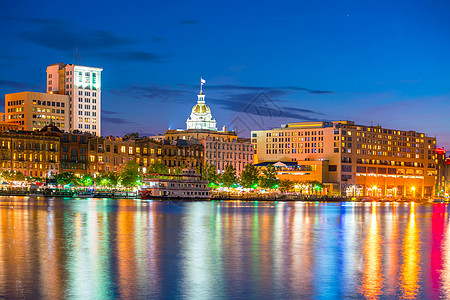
[0,0,449,147]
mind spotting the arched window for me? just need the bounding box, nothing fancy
[71,148,78,161]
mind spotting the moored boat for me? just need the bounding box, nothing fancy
[139,169,211,200]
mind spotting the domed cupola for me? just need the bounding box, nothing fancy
[186,78,217,131]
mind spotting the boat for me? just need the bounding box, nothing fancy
[75,192,95,198]
[139,169,211,200]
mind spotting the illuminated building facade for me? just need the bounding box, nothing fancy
[252,121,437,197]
[165,129,253,174]
[165,85,253,174]
[186,89,217,131]
[60,132,90,174]
[5,92,69,131]
[88,136,204,174]
[46,63,102,136]
[0,129,60,177]
[435,147,450,196]
[0,113,23,132]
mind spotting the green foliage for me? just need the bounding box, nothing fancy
[79,174,94,187]
[259,164,280,189]
[148,162,169,175]
[197,163,220,184]
[240,164,260,188]
[220,165,239,188]
[279,179,295,193]
[121,160,141,188]
[54,172,79,186]
[1,170,25,181]
[97,171,120,188]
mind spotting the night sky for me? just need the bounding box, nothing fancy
[1,1,449,147]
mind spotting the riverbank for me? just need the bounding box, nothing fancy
[0,188,442,203]
[0,188,138,199]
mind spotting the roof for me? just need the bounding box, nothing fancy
[254,161,299,167]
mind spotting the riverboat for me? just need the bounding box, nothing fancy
[139,169,211,200]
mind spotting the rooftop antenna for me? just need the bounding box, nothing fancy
[74,47,81,65]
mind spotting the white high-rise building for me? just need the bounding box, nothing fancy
[46,63,103,136]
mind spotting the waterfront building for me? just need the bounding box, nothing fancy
[88,136,137,173]
[46,63,102,136]
[60,132,90,174]
[5,92,69,131]
[165,83,253,174]
[88,136,204,174]
[435,147,450,196]
[252,121,437,197]
[0,129,60,177]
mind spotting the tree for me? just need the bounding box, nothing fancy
[125,132,139,139]
[79,174,94,187]
[259,164,279,189]
[1,170,25,181]
[197,163,220,185]
[55,172,79,186]
[240,164,260,189]
[308,180,324,195]
[107,171,120,188]
[221,165,238,188]
[121,160,141,188]
[279,179,295,193]
[148,161,169,175]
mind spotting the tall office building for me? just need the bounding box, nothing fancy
[46,63,103,136]
[5,92,70,131]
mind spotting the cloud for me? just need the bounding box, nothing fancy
[109,84,191,103]
[207,84,334,94]
[108,83,328,120]
[179,20,200,25]
[20,25,133,52]
[152,37,165,42]
[0,79,40,90]
[15,18,168,63]
[102,116,135,124]
[102,109,118,115]
[100,51,168,62]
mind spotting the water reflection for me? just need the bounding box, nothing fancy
[400,203,420,299]
[0,198,449,298]
[360,203,384,299]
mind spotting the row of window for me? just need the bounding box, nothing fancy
[77,104,97,110]
[264,130,325,137]
[32,121,65,128]
[33,114,65,121]
[78,124,97,130]
[78,111,97,116]
[78,91,97,97]
[7,100,24,106]
[33,108,65,114]
[32,100,66,107]
[78,97,97,103]
[77,117,97,123]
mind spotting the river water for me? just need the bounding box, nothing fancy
[0,197,449,299]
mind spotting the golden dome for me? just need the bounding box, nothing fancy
[192,103,211,114]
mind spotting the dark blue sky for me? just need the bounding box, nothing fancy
[1,0,449,147]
